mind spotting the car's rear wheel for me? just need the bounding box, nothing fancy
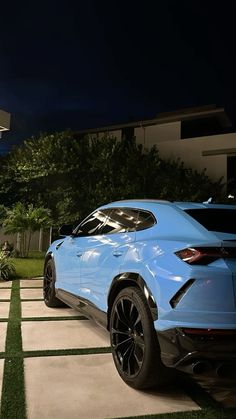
[43,259,65,307]
[110,286,172,389]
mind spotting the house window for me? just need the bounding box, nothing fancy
[181,117,228,139]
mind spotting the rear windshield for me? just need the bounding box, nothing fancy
[185,209,236,234]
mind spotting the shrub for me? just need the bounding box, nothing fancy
[0,251,16,280]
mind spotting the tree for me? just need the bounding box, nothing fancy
[3,203,51,257]
[0,132,225,225]
[0,131,91,223]
[0,205,7,226]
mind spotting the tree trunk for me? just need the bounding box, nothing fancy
[38,228,43,252]
[16,233,21,252]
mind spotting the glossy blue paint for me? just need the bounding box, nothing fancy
[46,200,236,333]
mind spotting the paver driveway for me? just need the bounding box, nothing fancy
[0,278,235,418]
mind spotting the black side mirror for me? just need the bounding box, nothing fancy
[59,224,73,236]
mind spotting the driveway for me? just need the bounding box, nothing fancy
[0,278,235,418]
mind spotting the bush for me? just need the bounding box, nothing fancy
[0,251,16,280]
[0,241,14,255]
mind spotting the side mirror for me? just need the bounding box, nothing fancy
[59,224,73,236]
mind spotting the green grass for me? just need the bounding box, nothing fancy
[11,251,45,279]
[0,280,26,419]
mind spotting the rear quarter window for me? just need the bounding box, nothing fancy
[136,210,156,231]
[100,208,156,234]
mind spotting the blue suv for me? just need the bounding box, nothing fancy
[44,200,236,389]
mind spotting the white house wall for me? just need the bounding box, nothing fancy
[89,130,122,141]
[0,109,10,131]
[87,122,235,183]
[135,122,181,147]
[109,130,122,141]
[156,133,236,182]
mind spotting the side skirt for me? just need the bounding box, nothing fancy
[56,288,108,330]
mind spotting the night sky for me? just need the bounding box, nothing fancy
[1,1,236,153]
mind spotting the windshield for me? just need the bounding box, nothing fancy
[185,209,236,234]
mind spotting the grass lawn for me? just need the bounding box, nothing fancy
[11,251,45,279]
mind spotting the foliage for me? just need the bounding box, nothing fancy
[0,251,16,280]
[1,241,14,255]
[0,132,225,224]
[3,203,51,257]
[0,204,7,226]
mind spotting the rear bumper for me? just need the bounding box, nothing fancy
[157,328,236,374]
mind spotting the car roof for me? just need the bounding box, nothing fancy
[101,199,236,210]
[174,202,236,210]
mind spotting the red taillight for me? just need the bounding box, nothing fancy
[183,328,236,336]
[175,247,236,264]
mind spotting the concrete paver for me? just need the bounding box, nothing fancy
[21,301,79,318]
[20,289,43,300]
[0,289,11,300]
[0,302,10,318]
[196,376,236,408]
[0,323,7,352]
[22,319,109,351]
[0,281,12,288]
[20,279,43,288]
[24,354,200,419]
[0,359,4,402]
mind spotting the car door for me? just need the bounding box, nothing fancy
[55,209,107,295]
[79,207,139,312]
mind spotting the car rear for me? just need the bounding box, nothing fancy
[153,203,236,377]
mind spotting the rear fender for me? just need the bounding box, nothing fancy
[107,272,158,330]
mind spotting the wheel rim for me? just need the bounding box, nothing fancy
[111,297,145,377]
[43,263,53,302]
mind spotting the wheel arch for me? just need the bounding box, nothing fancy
[44,252,54,273]
[107,272,158,330]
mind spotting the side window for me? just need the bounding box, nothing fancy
[136,210,156,231]
[101,208,139,234]
[75,210,108,237]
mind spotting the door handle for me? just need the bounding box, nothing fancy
[113,250,123,257]
[76,252,83,257]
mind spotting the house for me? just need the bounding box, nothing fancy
[77,105,236,191]
[0,109,10,136]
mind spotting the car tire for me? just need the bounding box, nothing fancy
[43,259,65,307]
[110,286,172,389]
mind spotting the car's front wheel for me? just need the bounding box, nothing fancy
[110,286,172,389]
[43,259,65,307]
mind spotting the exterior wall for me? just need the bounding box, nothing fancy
[135,122,181,147]
[155,133,236,182]
[89,130,122,141]
[0,109,10,131]
[108,130,122,141]
[90,120,236,183]
[92,122,235,183]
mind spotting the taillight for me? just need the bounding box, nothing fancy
[183,328,236,336]
[175,247,236,264]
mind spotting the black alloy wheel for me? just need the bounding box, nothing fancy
[43,259,65,307]
[110,286,172,389]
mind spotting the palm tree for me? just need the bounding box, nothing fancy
[3,203,51,257]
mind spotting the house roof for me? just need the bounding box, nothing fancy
[77,105,231,135]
